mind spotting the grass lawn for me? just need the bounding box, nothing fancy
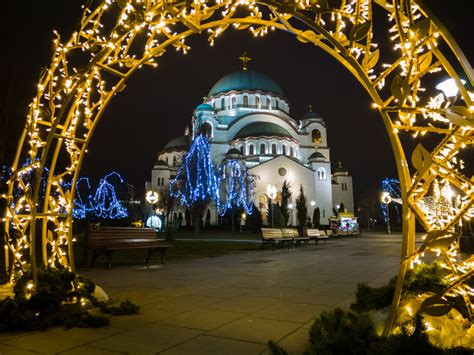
[0,230,262,278]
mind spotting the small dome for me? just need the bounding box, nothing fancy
[195,103,214,112]
[154,159,168,167]
[226,148,242,156]
[334,161,349,175]
[208,70,284,97]
[303,111,322,120]
[309,152,325,161]
[234,122,292,140]
[163,136,189,151]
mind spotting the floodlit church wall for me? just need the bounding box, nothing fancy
[332,175,354,213]
[311,161,333,224]
[151,168,171,191]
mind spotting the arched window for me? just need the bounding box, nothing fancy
[317,167,326,180]
[165,157,169,165]
[157,178,161,186]
[243,95,249,107]
[161,177,165,186]
[249,144,254,155]
[255,96,260,108]
[200,122,212,138]
[272,143,277,154]
[239,145,243,154]
[231,96,237,108]
[282,145,286,155]
[276,100,279,110]
[290,147,293,157]
[260,143,266,154]
[173,156,177,166]
[312,129,322,144]
[266,97,271,108]
[221,97,225,109]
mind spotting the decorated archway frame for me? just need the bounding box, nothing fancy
[1,0,472,335]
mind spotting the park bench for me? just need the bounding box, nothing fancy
[282,228,310,245]
[306,229,329,244]
[89,226,172,269]
[261,228,294,249]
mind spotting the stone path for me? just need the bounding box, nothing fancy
[0,233,416,355]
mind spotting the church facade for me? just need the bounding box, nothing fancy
[146,61,354,226]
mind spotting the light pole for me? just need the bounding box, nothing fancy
[381,192,392,234]
[267,184,277,228]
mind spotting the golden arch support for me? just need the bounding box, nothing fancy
[2,0,473,336]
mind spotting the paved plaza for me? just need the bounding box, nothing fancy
[0,234,417,354]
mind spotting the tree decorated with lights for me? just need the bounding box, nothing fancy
[296,185,308,235]
[217,159,254,232]
[280,180,292,227]
[73,172,128,220]
[0,0,472,342]
[169,134,219,234]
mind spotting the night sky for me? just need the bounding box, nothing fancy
[3,1,472,204]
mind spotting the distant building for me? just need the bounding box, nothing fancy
[146,57,354,226]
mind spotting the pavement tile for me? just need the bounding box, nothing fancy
[277,327,311,354]
[59,345,126,354]
[158,335,266,355]
[163,308,245,331]
[88,324,203,355]
[3,327,124,354]
[190,287,250,299]
[149,295,225,312]
[251,302,329,323]
[207,316,301,344]
[206,295,279,313]
[244,286,301,299]
[0,344,38,354]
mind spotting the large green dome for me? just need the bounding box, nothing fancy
[208,70,284,97]
[234,122,292,140]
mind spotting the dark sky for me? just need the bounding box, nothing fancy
[3,1,472,204]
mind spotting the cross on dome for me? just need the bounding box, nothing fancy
[308,104,313,112]
[238,51,252,71]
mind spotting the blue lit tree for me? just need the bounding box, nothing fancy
[218,159,254,232]
[169,135,219,234]
[73,172,128,220]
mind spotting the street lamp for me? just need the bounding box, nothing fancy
[146,190,159,205]
[267,184,277,228]
[381,192,392,234]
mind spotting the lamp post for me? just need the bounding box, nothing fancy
[267,184,277,228]
[381,192,392,235]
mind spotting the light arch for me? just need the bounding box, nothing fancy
[2,0,472,336]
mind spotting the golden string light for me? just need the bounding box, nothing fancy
[1,0,472,336]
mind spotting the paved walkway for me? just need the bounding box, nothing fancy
[0,234,413,354]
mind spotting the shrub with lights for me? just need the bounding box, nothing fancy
[0,0,472,346]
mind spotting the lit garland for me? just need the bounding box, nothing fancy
[0,0,471,336]
[169,135,219,206]
[73,172,128,220]
[217,159,254,216]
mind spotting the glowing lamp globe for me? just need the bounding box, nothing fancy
[146,191,159,205]
[436,78,466,98]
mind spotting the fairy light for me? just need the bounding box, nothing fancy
[1,0,471,337]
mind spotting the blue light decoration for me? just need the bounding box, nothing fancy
[73,172,128,220]
[217,159,254,216]
[381,178,402,224]
[169,134,219,206]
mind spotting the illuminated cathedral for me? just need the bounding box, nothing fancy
[146,55,354,226]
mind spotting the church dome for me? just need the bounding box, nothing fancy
[208,70,284,97]
[163,136,189,151]
[303,111,322,120]
[309,152,325,161]
[195,103,214,112]
[234,122,292,140]
[334,161,349,175]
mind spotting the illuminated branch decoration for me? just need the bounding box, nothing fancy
[217,159,254,216]
[381,177,402,224]
[0,0,472,336]
[73,172,128,220]
[169,134,219,206]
